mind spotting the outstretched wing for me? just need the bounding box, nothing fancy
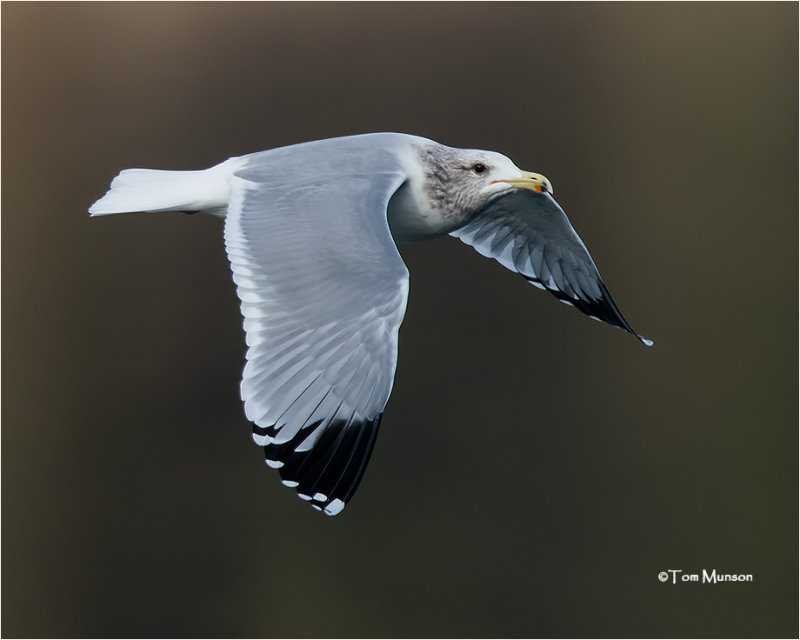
[224,143,410,516]
[451,189,652,346]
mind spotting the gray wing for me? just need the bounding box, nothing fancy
[451,189,652,346]
[224,146,409,516]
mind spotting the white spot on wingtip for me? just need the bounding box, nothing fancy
[311,504,323,512]
[281,479,298,487]
[640,336,655,347]
[297,493,312,501]
[324,499,345,516]
[312,492,328,502]
[253,434,273,446]
[529,280,546,290]
[266,459,284,469]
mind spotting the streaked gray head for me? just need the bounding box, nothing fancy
[420,145,506,220]
[388,138,553,243]
[418,142,552,225]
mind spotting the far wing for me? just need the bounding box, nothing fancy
[224,150,409,516]
[451,189,651,345]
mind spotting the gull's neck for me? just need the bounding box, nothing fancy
[387,140,472,243]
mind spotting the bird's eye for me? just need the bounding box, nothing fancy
[472,163,488,174]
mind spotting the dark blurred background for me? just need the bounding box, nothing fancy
[2,2,797,638]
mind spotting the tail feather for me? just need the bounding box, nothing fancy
[89,158,241,217]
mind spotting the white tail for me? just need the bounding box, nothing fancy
[89,158,242,217]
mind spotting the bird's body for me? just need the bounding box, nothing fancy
[90,132,651,516]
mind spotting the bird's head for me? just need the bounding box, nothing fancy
[425,146,553,220]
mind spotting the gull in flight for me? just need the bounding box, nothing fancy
[90,133,651,516]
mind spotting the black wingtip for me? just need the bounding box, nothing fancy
[258,413,383,516]
[592,281,653,347]
[524,274,652,347]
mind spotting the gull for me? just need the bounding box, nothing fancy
[90,132,652,516]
